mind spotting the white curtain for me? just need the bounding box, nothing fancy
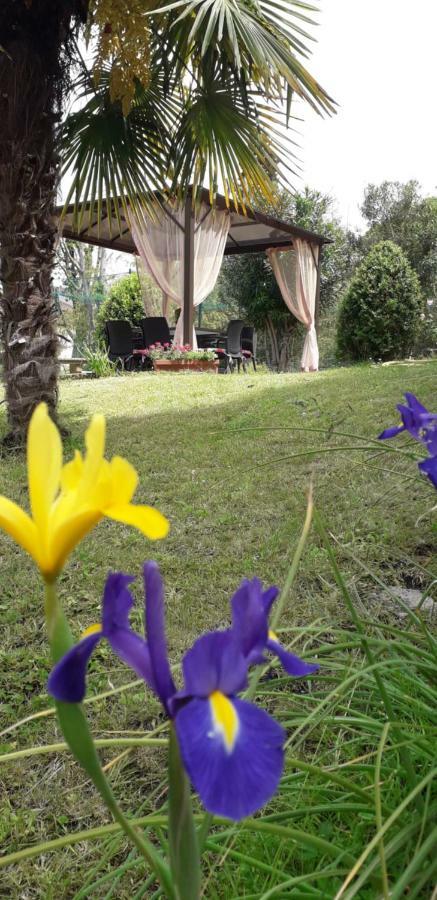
[131,203,230,349]
[267,238,320,371]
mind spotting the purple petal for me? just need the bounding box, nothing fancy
[262,586,280,615]
[144,562,175,709]
[267,638,319,677]
[231,579,269,662]
[108,627,156,687]
[180,631,248,698]
[175,696,285,820]
[404,392,429,415]
[418,455,437,489]
[397,401,437,445]
[378,425,404,441]
[102,572,136,636]
[397,404,423,439]
[47,633,102,702]
[423,424,437,456]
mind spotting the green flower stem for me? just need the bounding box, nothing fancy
[270,483,313,631]
[168,726,201,900]
[45,580,73,657]
[245,487,314,702]
[44,581,175,899]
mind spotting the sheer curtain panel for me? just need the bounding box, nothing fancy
[131,203,230,348]
[267,239,320,371]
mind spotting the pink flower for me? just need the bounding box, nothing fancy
[149,344,156,350]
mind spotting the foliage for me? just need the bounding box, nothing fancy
[218,187,354,370]
[95,273,145,344]
[336,241,424,361]
[360,180,437,298]
[414,300,437,356]
[82,346,117,377]
[56,240,108,352]
[62,1,335,227]
[90,0,152,116]
[0,0,335,438]
[136,260,164,318]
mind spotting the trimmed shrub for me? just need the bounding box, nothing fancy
[96,274,145,345]
[336,240,423,361]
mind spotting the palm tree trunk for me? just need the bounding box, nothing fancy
[0,0,86,441]
[0,41,60,441]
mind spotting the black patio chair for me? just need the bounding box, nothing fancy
[241,326,257,371]
[132,325,145,350]
[104,320,147,371]
[213,319,247,373]
[140,317,171,349]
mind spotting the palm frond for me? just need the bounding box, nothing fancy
[149,0,335,114]
[60,0,336,231]
[170,83,298,211]
[60,66,180,230]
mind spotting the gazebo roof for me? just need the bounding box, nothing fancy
[55,188,330,256]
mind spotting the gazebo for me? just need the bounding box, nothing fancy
[56,188,330,371]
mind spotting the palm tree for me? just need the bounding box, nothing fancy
[0,0,333,440]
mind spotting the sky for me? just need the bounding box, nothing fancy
[293,0,437,230]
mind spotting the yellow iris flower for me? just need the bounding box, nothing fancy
[0,403,169,581]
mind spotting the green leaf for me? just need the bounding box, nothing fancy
[47,588,175,899]
[168,726,201,899]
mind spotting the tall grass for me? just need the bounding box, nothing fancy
[1,512,435,898]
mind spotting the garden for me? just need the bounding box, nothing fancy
[0,362,436,897]
[1,0,436,897]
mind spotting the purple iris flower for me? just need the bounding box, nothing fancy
[378,393,437,491]
[230,578,319,677]
[47,572,155,702]
[378,392,437,452]
[48,564,318,820]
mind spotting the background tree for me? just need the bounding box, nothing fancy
[0,0,333,441]
[336,240,424,362]
[217,187,353,370]
[56,240,108,353]
[135,260,164,319]
[360,181,437,298]
[95,273,147,345]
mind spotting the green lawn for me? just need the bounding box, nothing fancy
[1,362,436,898]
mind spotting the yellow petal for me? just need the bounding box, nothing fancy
[60,451,84,492]
[0,496,43,567]
[79,414,106,497]
[50,509,102,579]
[107,456,138,506]
[27,403,62,533]
[106,503,169,540]
[87,459,113,509]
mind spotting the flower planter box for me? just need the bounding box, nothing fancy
[152,359,219,373]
